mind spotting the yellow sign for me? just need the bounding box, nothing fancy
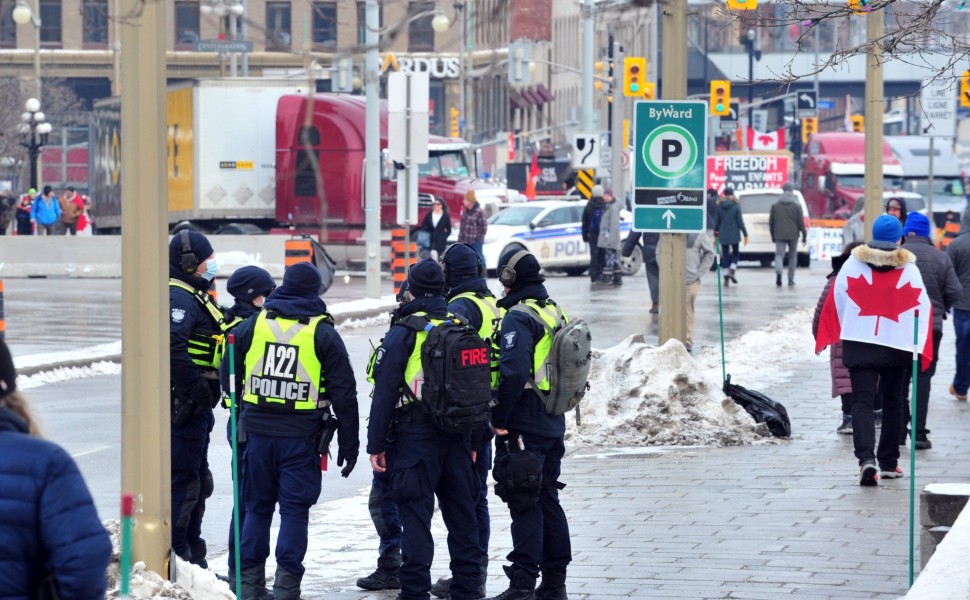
[576,169,595,199]
[219,161,254,170]
[167,87,194,212]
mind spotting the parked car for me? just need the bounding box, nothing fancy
[841,191,927,247]
[733,188,812,268]
[481,199,643,276]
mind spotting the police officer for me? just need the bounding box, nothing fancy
[225,262,359,600]
[221,266,276,590]
[489,249,571,600]
[169,230,225,568]
[367,259,481,600]
[430,243,499,599]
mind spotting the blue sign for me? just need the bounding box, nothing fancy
[818,100,834,110]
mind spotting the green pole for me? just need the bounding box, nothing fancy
[714,231,726,384]
[120,493,134,597]
[228,334,242,599]
[909,310,919,588]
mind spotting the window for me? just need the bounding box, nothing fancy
[408,1,434,52]
[0,1,15,48]
[311,1,337,49]
[39,0,61,46]
[83,0,108,46]
[266,1,291,51]
[175,1,200,49]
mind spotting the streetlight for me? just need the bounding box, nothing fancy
[11,0,41,98]
[200,0,247,76]
[741,29,762,127]
[18,98,52,191]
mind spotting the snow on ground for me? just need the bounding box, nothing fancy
[13,341,121,370]
[18,361,122,390]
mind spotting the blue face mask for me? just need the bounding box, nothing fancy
[202,258,219,281]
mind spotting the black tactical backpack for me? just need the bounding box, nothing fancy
[398,314,492,433]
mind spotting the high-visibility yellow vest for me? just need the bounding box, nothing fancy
[452,291,502,389]
[508,299,568,392]
[169,279,226,369]
[242,311,331,412]
[937,221,960,249]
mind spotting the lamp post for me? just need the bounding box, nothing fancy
[12,0,41,98]
[454,2,467,141]
[19,98,52,191]
[741,29,761,126]
[200,0,245,76]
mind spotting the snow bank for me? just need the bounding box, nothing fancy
[18,361,122,390]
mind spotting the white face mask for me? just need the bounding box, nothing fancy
[252,295,265,308]
[202,258,219,281]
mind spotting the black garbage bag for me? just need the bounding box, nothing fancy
[724,374,791,438]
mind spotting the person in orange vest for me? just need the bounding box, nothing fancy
[937,210,960,250]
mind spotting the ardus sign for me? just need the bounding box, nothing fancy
[381,53,460,79]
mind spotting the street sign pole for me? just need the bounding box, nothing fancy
[611,42,626,206]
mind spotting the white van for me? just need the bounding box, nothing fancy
[734,188,811,268]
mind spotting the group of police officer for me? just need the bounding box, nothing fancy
[168,230,573,600]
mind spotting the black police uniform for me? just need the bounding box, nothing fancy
[490,250,572,599]
[168,232,222,567]
[367,260,481,600]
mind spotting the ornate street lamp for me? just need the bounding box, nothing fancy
[19,98,52,191]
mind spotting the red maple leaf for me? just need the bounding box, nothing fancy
[758,134,774,145]
[845,270,921,335]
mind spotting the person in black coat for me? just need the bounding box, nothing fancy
[581,185,607,284]
[0,341,112,599]
[420,199,453,258]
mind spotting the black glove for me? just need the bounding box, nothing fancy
[337,449,357,478]
[172,395,198,427]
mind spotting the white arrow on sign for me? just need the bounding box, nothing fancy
[799,92,815,108]
[662,209,676,228]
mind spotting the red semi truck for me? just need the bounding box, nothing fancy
[800,132,903,219]
[92,79,517,265]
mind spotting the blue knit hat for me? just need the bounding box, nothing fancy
[278,262,323,298]
[227,266,276,302]
[407,259,445,298]
[904,212,931,239]
[870,214,902,249]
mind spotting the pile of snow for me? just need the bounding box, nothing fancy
[567,307,818,447]
[18,361,122,390]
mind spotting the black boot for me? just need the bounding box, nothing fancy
[272,568,303,600]
[535,570,567,600]
[430,576,452,598]
[240,566,274,600]
[358,566,401,591]
[477,555,489,598]
[486,565,536,600]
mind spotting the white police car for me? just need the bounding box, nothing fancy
[482,199,643,276]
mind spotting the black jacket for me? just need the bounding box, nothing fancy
[581,197,605,243]
[420,209,452,254]
[169,267,221,433]
[902,235,962,331]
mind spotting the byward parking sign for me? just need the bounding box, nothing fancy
[633,100,707,232]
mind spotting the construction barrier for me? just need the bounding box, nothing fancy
[391,228,417,296]
[284,238,314,268]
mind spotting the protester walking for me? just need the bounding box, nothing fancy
[581,185,607,286]
[815,215,933,486]
[459,190,488,268]
[901,213,961,449]
[15,189,34,235]
[622,231,660,313]
[947,210,970,402]
[713,187,748,286]
[598,188,623,286]
[769,182,807,287]
[31,185,61,235]
[0,340,113,599]
[419,198,452,259]
[58,186,85,235]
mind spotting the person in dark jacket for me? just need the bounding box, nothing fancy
[813,243,862,435]
[169,231,224,567]
[946,209,970,402]
[430,243,499,599]
[622,231,660,313]
[901,213,962,449]
[224,262,359,600]
[706,187,719,231]
[769,182,807,287]
[581,185,607,285]
[713,187,748,286]
[367,259,482,600]
[419,198,452,258]
[885,196,908,226]
[220,265,277,591]
[489,249,571,600]
[0,340,112,600]
[14,189,33,235]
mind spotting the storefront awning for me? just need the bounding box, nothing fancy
[536,84,555,103]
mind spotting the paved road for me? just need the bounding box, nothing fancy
[12,262,964,598]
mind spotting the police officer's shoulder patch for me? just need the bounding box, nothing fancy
[503,331,517,350]
[171,308,186,323]
[373,347,385,367]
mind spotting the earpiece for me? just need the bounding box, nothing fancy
[178,230,199,275]
[498,250,530,288]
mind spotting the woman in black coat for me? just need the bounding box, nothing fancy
[419,199,452,258]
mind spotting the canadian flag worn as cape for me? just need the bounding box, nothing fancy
[746,127,786,151]
[815,254,934,370]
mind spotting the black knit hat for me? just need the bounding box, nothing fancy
[168,231,215,270]
[227,266,276,302]
[0,340,16,399]
[278,262,323,298]
[497,248,544,288]
[407,258,445,298]
[440,243,482,285]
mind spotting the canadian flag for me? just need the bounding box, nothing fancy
[815,254,934,370]
[746,127,786,151]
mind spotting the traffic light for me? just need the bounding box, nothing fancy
[642,82,656,100]
[801,117,818,144]
[450,107,460,138]
[332,55,354,93]
[507,40,531,85]
[726,0,757,9]
[623,57,646,97]
[710,80,731,116]
[961,71,970,108]
[594,60,608,91]
[850,114,864,132]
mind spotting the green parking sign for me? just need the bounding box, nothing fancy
[633,101,707,233]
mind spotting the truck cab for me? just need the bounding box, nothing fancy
[801,132,903,219]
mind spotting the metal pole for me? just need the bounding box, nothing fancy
[458,3,467,140]
[813,24,820,102]
[610,42,625,203]
[230,12,237,77]
[28,133,38,191]
[241,0,249,76]
[747,42,754,126]
[32,0,40,98]
[365,0,381,298]
[928,136,935,220]
[863,10,884,242]
[658,0,688,346]
[120,0,169,578]
[581,0,594,131]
